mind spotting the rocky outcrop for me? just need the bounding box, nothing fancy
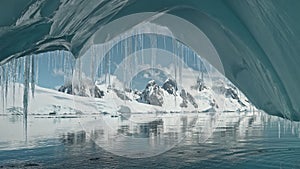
[58,84,104,98]
[212,83,246,108]
[224,86,246,107]
[138,80,164,106]
[225,87,238,100]
[113,89,132,101]
[92,86,105,98]
[58,85,73,94]
[137,79,199,109]
[162,78,177,95]
[191,76,207,91]
[180,89,198,108]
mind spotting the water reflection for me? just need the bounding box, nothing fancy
[1,111,299,151]
[1,111,300,168]
[116,119,163,138]
[61,130,86,145]
[79,112,204,158]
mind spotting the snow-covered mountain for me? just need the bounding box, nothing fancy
[90,74,252,113]
[138,80,164,106]
[137,79,199,109]
[1,83,95,116]
[58,83,104,98]
[1,72,254,117]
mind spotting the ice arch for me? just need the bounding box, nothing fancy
[1,0,300,120]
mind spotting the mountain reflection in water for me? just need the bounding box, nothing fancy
[0,111,300,168]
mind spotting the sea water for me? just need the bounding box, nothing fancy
[0,111,299,168]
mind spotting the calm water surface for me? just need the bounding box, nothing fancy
[0,111,300,169]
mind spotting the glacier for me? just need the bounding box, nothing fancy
[0,0,300,120]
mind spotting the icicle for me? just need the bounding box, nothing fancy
[23,55,30,139]
[23,56,30,116]
[12,58,17,106]
[140,34,144,64]
[278,120,281,138]
[173,39,177,82]
[91,47,95,83]
[60,50,63,71]
[163,36,166,50]
[77,57,82,95]
[172,38,177,105]
[100,46,103,79]
[36,54,39,84]
[16,58,20,90]
[149,35,157,77]
[102,44,107,81]
[18,57,22,82]
[109,43,112,87]
[104,46,108,84]
[96,46,102,79]
[60,51,63,70]
[63,51,67,84]
[123,38,127,90]
[134,34,138,74]
[90,46,95,97]
[0,67,4,113]
[200,55,204,82]
[53,51,56,70]
[48,52,51,71]
[5,64,9,108]
[126,36,132,89]
[179,43,183,87]
[30,55,35,98]
[69,52,75,84]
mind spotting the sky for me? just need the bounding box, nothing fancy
[24,33,209,90]
[34,51,74,89]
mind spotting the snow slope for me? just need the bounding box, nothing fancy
[2,77,253,117]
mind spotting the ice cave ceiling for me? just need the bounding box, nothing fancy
[1,0,300,120]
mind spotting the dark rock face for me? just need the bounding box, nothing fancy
[145,80,157,89]
[58,84,104,98]
[162,78,178,95]
[77,86,89,97]
[180,99,188,108]
[113,89,132,101]
[58,85,72,94]
[225,88,238,100]
[187,92,198,108]
[92,86,104,98]
[180,89,198,108]
[180,89,188,108]
[225,87,246,107]
[138,80,164,106]
[191,77,207,91]
[197,77,206,91]
[137,79,200,108]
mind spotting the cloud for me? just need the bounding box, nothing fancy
[52,69,65,76]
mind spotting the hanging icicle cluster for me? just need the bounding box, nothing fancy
[0,56,32,114]
[0,50,75,115]
[94,32,207,92]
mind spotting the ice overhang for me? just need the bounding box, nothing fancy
[1,0,300,120]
